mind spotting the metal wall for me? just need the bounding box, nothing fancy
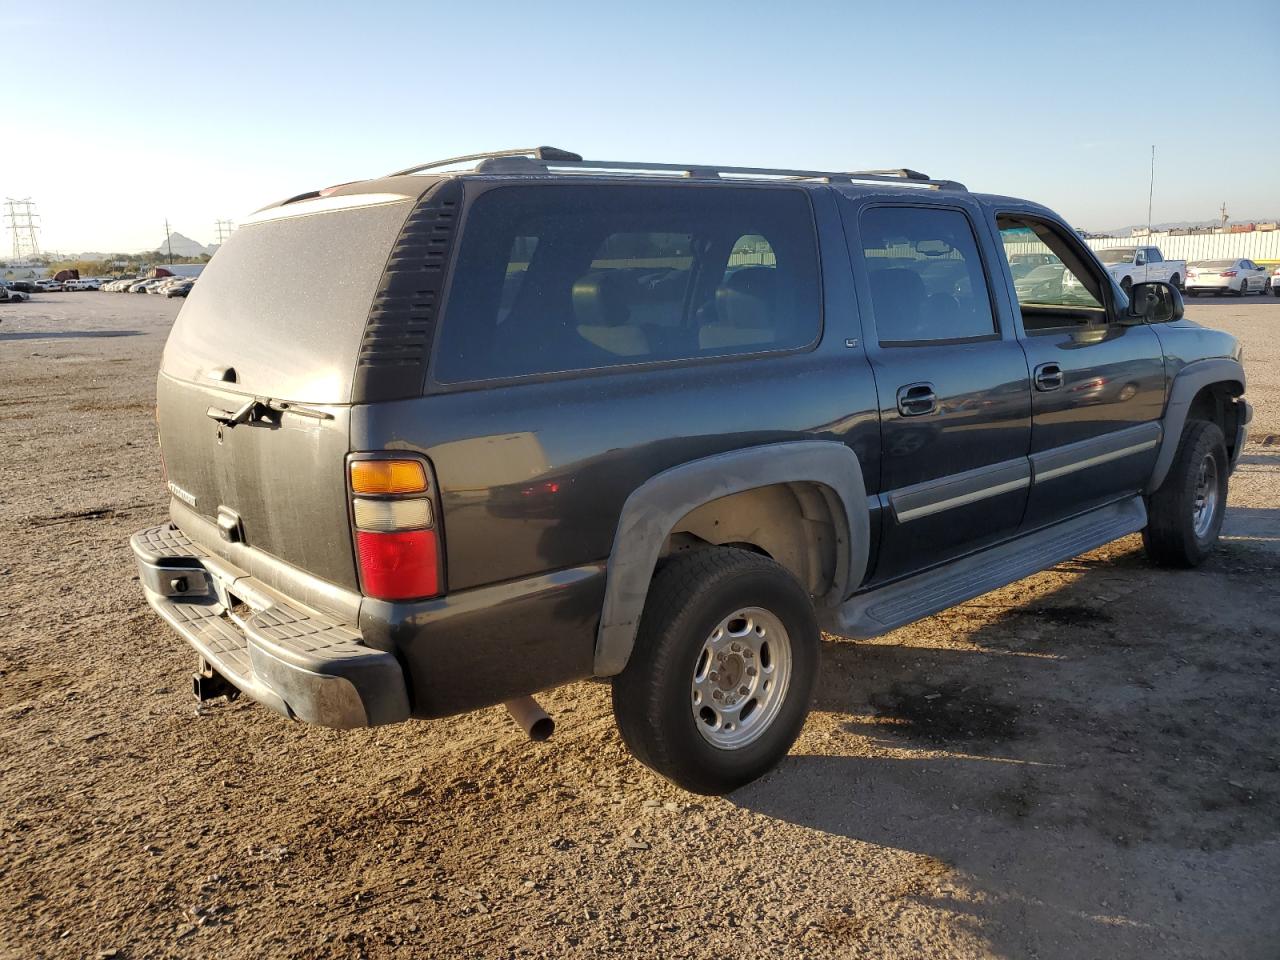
[1084,232,1280,263]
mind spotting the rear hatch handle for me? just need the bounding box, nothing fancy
[206,397,334,427]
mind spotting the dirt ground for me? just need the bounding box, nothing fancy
[1,291,1278,960]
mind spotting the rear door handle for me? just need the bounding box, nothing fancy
[1034,363,1064,392]
[896,382,937,417]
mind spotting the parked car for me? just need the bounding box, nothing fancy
[1007,252,1060,281]
[7,280,37,293]
[128,279,159,293]
[35,279,62,292]
[1272,265,1280,297]
[0,286,30,302]
[165,279,195,298]
[130,147,1250,794]
[1185,259,1270,296]
[1096,246,1186,294]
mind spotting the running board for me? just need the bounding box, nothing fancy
[821,496,1147,639]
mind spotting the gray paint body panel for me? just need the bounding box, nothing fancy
[594,441,868,676]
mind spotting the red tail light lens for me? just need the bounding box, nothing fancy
[355,530,440,600]
[349,455,443,601]
[1221,270,1237,277]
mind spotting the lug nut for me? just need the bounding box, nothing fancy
[731,642,741,653]
[713,690,723,701]
[739,686,748,695]
[746,666,757,677]
[710,672,719,682]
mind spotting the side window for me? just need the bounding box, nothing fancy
[434,185,820,382]
[859,206,996,345]
[1147,248,1162,263]
[997,216,1107,331]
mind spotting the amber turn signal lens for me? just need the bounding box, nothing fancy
[350,459,427,495]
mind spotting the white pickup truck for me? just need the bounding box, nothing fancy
[1095,246,1186,293]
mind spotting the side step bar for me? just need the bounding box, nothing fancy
[821,496,1147,639]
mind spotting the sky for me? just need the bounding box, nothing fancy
[5,0,1278,255]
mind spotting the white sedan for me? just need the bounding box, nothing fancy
[1185,258,1270,296]
[1272,265,1280,297]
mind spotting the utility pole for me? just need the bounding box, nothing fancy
[213,219,234,246]
[1146,144,1155,237]
[164,218,174,264]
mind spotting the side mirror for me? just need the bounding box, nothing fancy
[1127,281,1184,324]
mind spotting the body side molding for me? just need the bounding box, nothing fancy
[594,441,869,676]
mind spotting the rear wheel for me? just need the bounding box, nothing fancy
[1272,283,1280,297]
[1143,420,1228,568]
[1120,276,1132,297]
[1170,273,1181,291]
[611,548,819,794]
[1186,288,1199,297]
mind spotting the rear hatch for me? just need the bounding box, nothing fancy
[157,189,424,591]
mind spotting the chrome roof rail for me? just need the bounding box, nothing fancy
[388,149,966,191]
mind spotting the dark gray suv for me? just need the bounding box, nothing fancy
[131,147,1251,794]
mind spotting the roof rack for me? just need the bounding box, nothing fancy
[387,147,967,191]
[387,146,583,178]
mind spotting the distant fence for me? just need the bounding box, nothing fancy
[1084,232,1280,263]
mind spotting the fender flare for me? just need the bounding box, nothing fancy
[1147,357,1246,493]
[593,441,869,676]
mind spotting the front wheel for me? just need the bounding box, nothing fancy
[611,548,819,794]
[1170,274,1181,291]
[1143,420,1228,568]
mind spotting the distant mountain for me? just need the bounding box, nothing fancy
[154,232,213,257]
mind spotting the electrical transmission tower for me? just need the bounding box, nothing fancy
[214,219,235,246]
[4,198,41,260]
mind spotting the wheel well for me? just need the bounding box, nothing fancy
[1187,381,1245,457]
[661,482,842,602]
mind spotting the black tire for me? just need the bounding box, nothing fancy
[1120,276,1132,296]
[1272,284,1280,298]
[1186,288,1199,297]
[1143,420,1228,568]
[611,547,819,795]
[1236,280,1247,297]
[1170,274,1181,291]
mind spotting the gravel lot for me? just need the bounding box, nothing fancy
[2,292,1277,960]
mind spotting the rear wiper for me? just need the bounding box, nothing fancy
[205,397,334,427]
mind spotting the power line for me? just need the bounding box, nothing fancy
[213,219,235,246]
[4,198,41,260]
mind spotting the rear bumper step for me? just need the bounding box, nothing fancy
[131,523,409,728]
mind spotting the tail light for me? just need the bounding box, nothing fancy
[349,457,442,601]
[1221,270,1237,277]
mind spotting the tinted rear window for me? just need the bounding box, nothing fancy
[161,197,414,403]
[433,184,820,383]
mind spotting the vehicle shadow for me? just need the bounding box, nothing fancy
[732,540,1280,957]
[0,330,143,341]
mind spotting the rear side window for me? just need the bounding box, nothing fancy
[433,185,820,382]
[859,206,996,345]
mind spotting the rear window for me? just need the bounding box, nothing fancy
[161,197,415,403]
[433,184,820,383]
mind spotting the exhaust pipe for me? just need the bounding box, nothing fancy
[504,696,554,741]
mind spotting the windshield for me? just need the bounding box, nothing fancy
[1097,248,1137,264]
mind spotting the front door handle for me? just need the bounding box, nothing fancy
[1034,363,1064,392]
[896,382,937,417]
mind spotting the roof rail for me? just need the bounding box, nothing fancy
[388,149,966,191]
[386,146,582,178]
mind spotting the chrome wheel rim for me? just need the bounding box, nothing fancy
[690,606,792,750]
[1192,453,1219,539]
